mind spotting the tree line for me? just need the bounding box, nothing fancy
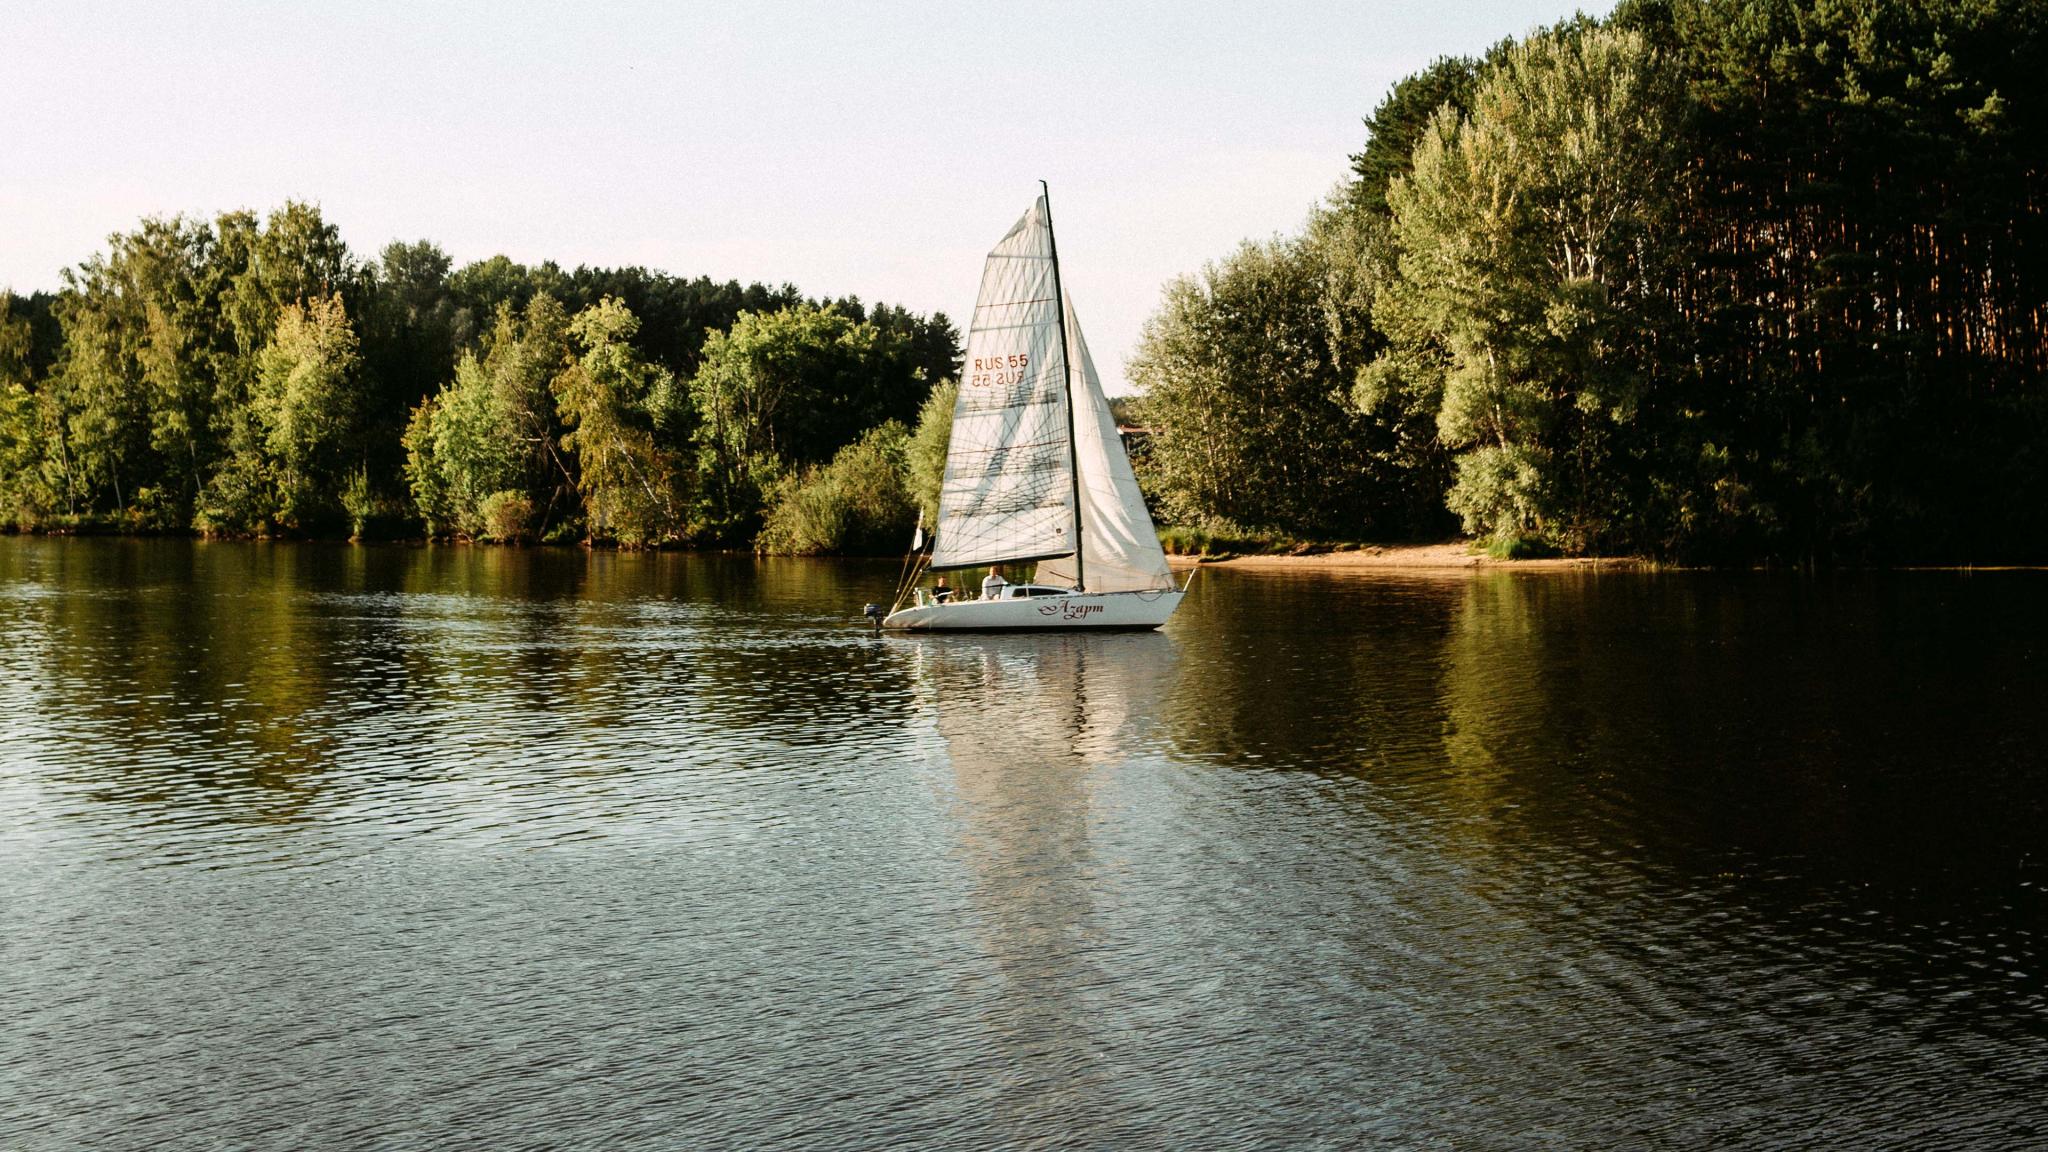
[1132,0,2048,563]
[0,203,960,548]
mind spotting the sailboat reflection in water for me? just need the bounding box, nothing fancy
[879,185,1189,632]
[913,632,1176,1105]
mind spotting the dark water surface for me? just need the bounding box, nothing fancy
[3,538,2046,1149]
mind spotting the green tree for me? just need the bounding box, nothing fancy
[1131,231,1426,539]
[1346,55,1485,217]
[0,293,31,388]
[48,285,147,517]
[428,353,523,535]
[482,295,576,532]
[0,292,62,525]
[198,293,361,533]
[554,297,683,545]
[1614,0,2048,561]
[904,378,957,524]
[223,202,362,350]
[687,302,929,540]
[1372,25,1681,552]
[114,217,221,518]
[5,201,961,545]
[361,242,461,474]
[0,381,61,528]
[403,294,576,539]
[401,397,453,536]
[259,292,361,523]
[40,212,270,525]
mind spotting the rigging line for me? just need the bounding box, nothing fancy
[947,487,1067,503]
[957,397,1064,417]
[946,490,1066,508]
[891,547,932,616]
[946,448,1062,471]
[890,542,917,614]
[943,471,1064,490]
[960,320,1063,334]
[957,398,1061,417]
[945,503,1069,520]
[943,468,1065,487]
[946,437,1068,457]
[951,480,1063,493]
[972,295,1059,310]
[944,497,1067,515]
[950,503,1067,521]
[956,396,1064,417]
[890,519,939,614]
[928,548,1077,572]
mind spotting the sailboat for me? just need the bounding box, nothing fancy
[878,184,1189,632]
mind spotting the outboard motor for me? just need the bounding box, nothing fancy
[861,603,885,633]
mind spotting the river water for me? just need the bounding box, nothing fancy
[2,538,2044,1148]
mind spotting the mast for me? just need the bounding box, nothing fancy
[1040,180,1085,592]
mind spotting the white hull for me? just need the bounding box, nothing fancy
[883,589,1183,632]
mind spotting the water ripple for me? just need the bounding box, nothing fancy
[2,541,2045,1149]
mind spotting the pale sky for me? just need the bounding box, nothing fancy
[1,1,1605,393]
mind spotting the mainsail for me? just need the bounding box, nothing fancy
[928,197,1076,571]
[930,193,1176,594]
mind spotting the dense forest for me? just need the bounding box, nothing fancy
[5,0,2044,563]
[1133,0,2048,562]
[0,203,960,548]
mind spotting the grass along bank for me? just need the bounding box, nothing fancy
[1165,540,1641,572]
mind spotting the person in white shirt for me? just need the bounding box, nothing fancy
[981,566,1008,600]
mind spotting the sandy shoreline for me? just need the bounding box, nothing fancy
[1164,541,1642,573]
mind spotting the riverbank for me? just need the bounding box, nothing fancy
[1166,541,1643,572]
[0,528,1637,568]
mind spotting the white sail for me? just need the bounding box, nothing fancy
[1034,301,1176,593]
[929,196,1076,571]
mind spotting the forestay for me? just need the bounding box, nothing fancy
[929,196,1076,571]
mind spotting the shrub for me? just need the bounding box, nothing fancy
[341,468,375,540]
[193,454,279,537]
[904,379,955,522]
[478,489,534,543]
[1485,534,1559,560]
[756,422,913,555]
[1155,526,1324,558]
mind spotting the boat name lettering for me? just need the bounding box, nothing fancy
[1039,601,1103,620]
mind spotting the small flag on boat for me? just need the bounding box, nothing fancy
[910,510,925,552]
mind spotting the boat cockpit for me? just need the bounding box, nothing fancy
[911,582,1077,608]
[999,584,1074,599]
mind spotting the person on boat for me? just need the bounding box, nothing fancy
[933,575,953,603]
[981,567,1008,600]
